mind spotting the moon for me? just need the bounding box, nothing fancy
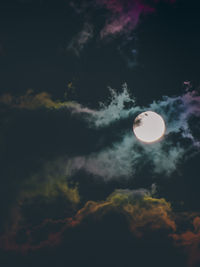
[133,111,166,143]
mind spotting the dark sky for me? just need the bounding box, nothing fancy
[1,1,200,267]
[0,0,200,103]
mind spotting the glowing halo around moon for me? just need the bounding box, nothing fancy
[133,111,166,144]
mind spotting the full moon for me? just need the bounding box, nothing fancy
[133,111,166,143]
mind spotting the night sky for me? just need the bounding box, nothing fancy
[1,1,200,267]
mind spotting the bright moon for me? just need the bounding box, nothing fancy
[133,111,166,143]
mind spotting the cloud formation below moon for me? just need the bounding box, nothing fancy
[1,83,200,266]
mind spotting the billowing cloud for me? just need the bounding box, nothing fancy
[2,183,199,266]
[1,186,177,252]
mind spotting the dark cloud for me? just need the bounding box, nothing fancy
[171,216,200,267]
[2,182,200,267]
[0,186,175,251]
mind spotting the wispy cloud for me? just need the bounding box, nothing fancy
[68,0,177,65]
[67,22,94,56]
[70,84,200,178]
[97,0,155,38]
[1,84,200,179]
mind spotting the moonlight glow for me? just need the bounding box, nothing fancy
[133,111,166,143]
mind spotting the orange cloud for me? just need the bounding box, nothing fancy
[171,216,200,267]
[3,187,200,267]
[0,189,177,252]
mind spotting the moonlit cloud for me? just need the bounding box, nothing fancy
[70,84,200,178]
[1,84,200,179]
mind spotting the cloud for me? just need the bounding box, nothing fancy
[0,159,80,243]
[19,159,80,205]
[72,135,185,178]
[94,0,176,39]
[0,85,200,264]
[1,84,200,180]
[171,216,200,267]
[73,186,176,235]
[0,89,66,110]
[72,133,137,179]
[69,84,200,179]
[0,89,91,113]
[85,84,200,136]
[67,22,94,56]
[68,0,177,63]
[1,186,177,252]
[3,186,199,266]
[97,0,154,38]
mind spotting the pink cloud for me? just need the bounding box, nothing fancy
[96,0,176,38]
